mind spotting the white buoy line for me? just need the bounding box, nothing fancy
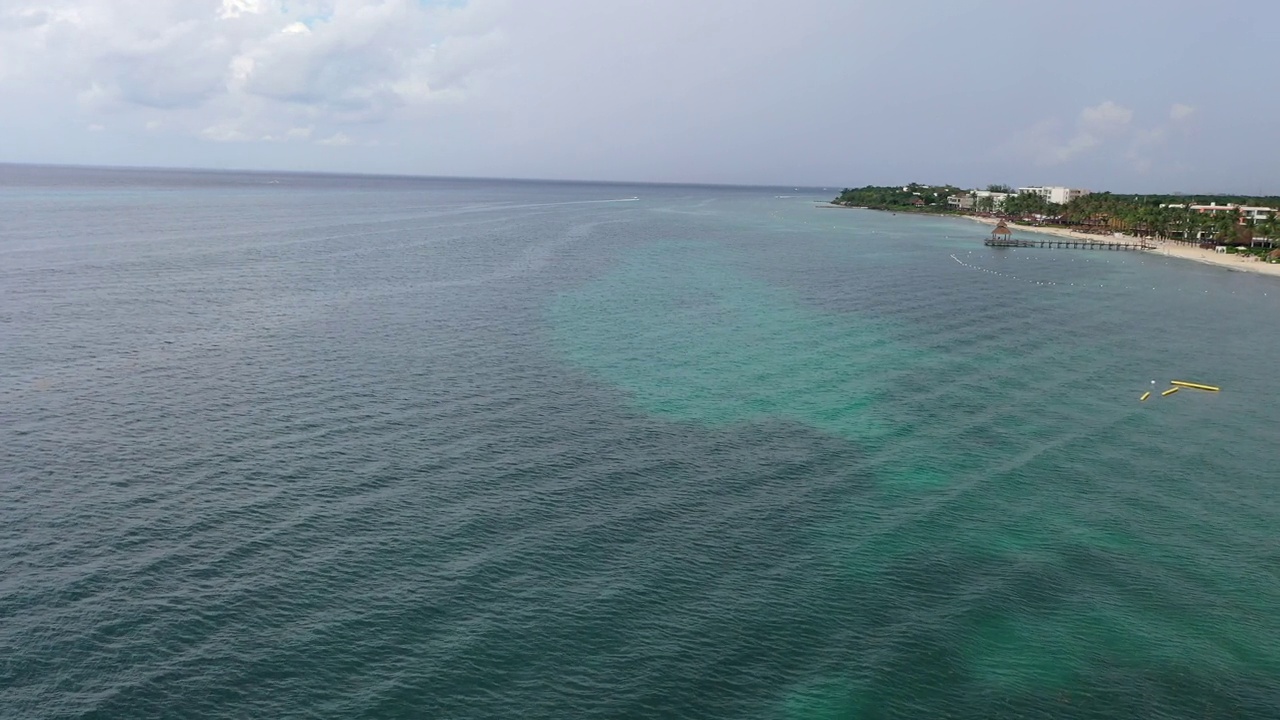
[950,253,1095,287]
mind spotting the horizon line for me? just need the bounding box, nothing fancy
[4,161,1277,198]
[0,160,838,192]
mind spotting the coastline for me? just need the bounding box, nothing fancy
[961,215,1280,279]
[818,202,961,218]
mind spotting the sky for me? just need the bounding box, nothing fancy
[0,0,1276,192]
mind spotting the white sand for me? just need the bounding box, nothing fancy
[963,216,1280,278]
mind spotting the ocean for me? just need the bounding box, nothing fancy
[3,164,1279,719]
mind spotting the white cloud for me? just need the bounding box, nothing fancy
[317,132,352,146]
[219,0,265,20]
[1032,101,1133,165]
[1079,100,1134,132]
[201,122,250,142]
[1007,100,1198,171]
[1123,103,1197,173]
[0,0,507,143]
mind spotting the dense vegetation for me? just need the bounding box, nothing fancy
[834,183,965,213]
[834,185,1280,246]
[1053,192,1280,245]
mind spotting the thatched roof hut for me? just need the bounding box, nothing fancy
[991,221,1012,240]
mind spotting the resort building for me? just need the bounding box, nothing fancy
[1161,202,1276,222]
[972,190,1011,209]
[952,190,1011,212]
[1017,186,1092,205]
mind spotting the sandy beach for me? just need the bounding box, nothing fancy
[963,215,1280,278]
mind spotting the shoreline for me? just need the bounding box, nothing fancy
[819,203,1280,278]
[960,215,1280,279]
[819,202,958,218]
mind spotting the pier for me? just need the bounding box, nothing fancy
[984,237,1153,251]
[984,220,1151,251]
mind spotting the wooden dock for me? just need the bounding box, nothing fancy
[984,238,1152,251]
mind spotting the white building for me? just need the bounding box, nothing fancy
[972,190,1011,209]
[1017,186,1091,205]
[1162,202,1275,222]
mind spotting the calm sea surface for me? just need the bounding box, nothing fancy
[3,165,1279,719]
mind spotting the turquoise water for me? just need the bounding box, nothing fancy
[3,166,1279,717]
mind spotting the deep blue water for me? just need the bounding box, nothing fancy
[3,164,1280,719]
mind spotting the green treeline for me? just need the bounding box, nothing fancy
[834,186,1280,245]
[1053,193,1279,244]
[834,184,965,212]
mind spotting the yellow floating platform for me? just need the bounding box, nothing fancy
[1171,380,1220,392]
[1140,391,1151,402]
[1161,387,1180,396]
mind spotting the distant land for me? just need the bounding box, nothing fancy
[833,183,1280,251]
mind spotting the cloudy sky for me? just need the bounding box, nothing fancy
[1,0,1275,191]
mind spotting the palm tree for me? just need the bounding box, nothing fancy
[1260,213,1280,248]
[1177,206,1199,243]
[1210,208,1239,244]
[1136,205,1164,238]
[1152,204,1172,238]
[1229,207,1245,245]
